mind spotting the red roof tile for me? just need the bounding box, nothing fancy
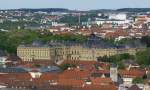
[91,77,113,85]
[59,69,90,80]
[119,70,145,78]
[58,79,84,87]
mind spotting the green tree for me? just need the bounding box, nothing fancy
[132,77,144,84]
[0,29,87,54]
[136,48,150,66]
[118,62,125,69]
[33,64,41,68]
[141,36,150,47]
[97,53,134,64]
[59,64,76,70]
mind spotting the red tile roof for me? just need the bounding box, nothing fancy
[91,77,113,85]
[39,73,58,81]
[59,69,90,80]
[58,79,84,87]
[83,84,117,90]
[119,69,145,78]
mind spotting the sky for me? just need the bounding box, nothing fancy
[0,0,150,10]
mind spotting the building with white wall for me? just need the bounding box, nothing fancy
[109,13,127,20]
[92,19,131,25]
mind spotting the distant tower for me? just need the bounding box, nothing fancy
[110,64,118,82]
[87,18,91,27]
[78,13,81,26]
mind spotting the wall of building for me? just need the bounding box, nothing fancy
[17,46,52,61]
[17,45,145,62]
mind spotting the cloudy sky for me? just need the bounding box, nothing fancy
[0,0,150,10]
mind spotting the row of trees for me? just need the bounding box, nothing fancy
[97,48,150,68]
[97,53,134,69]
[98,54,130,63]
[136,48,150,66]
[0,30,87,54]
[0,30,40,53]
[0,21,40,30]
[39,31,87,43]
[141,36,150,47]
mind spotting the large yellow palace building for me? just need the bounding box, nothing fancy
[17,45,144,62]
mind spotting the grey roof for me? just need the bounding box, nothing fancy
[84,34,116,48]
[18,44,50,48]
[0,67,28,73]
[48,34,116,49]
[39,66,61,73]
[127,85,141,90]
[20,66,62,73]
[19,34,145,49]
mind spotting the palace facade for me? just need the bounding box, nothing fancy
[17,45,144,62]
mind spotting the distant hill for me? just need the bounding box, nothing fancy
[2,8,150,13]
[89,9,116,13]
[2,8,69,12]
[90,8,150,13]
[117,8,150,12]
